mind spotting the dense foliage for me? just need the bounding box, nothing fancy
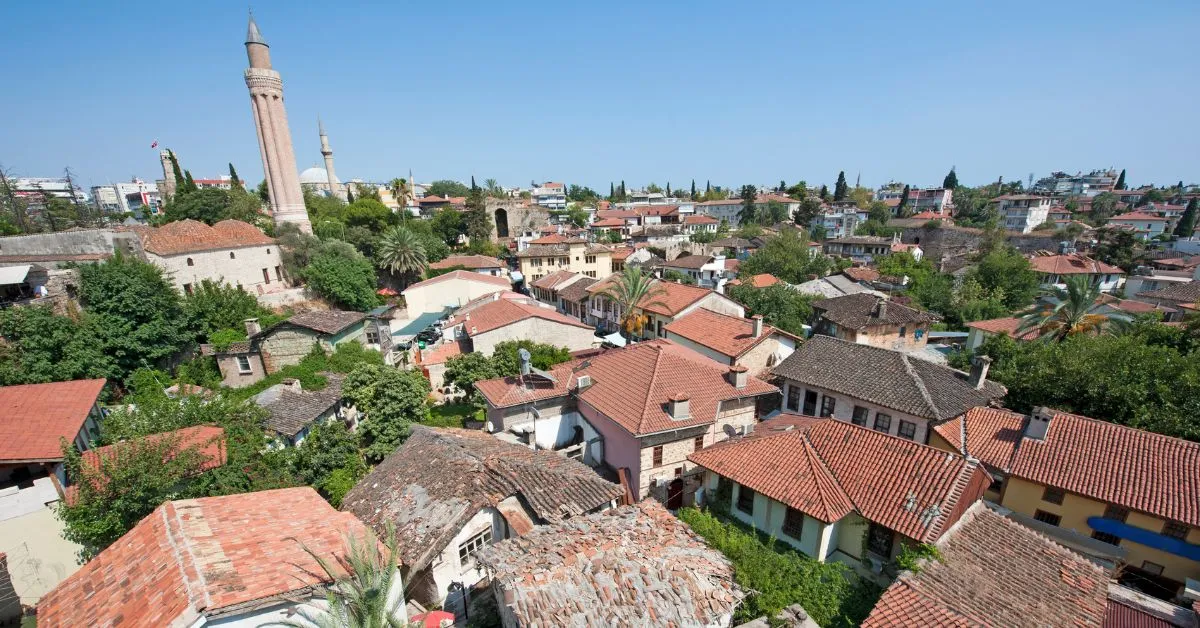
[302,240,381,311]
[343,363,432,461]
[738,229,833,284]
[0,305,118,385]
[726,283,821,336]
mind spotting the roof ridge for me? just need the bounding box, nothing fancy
[162,501,211,613]
[636,344,669,432]
[798,431,851,521]
[901,354,942,419]
[922,459,978,541]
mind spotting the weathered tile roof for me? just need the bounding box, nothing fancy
[1029,253,1124,276]
[340,426,622,573]
[1137,280,1200,303]
[253,375,345,438]
[477,501,742,627]
[684,214,719,224]
[1008,411,1200,528]
[843,266,881,282]
[932,407,1026,471]
[529,269,577,290]
[0,379,105,462]
[587,275,722,317]
[690,415,990,542]
[862,503,1109,627]
[448,297,592,335]
[665,308,793,359]
[813,293,937,330]
[744,272,779,287]
[422,338,468,365]
[200,340,252,356]
[529,234,584,245]
[66,425,226,504]
[131,219,274,256]
[771,335,1005,421]
[964,316,1039,340]
[556,276,597,302]
[428,254,504,270]
[405,269,512,291]
[38,487,372,626]
[662,254,715,270]
[280,309,366,335]
[475,340,778,436]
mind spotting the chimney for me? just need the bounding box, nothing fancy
[668,393,690,420]
[876,300,888,319]
[969,355,992,390]
[751,315,763,338]
[244,317,261,337]
[727,365,748,389]
[465,312,471,321]
[281,378,302,393]
[1025,406,1054,440]
[493,291,501,301]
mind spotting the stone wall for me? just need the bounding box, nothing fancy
[0,229,141,263]
[259,328,322,373]
[900,225,1060,270]
[488,199,550,242]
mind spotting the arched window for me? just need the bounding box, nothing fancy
[187,258,194,266]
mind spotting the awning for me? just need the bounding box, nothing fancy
[0,265,31,286]
[603,332,627,347]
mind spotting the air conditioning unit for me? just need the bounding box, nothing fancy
[576,375,593,390]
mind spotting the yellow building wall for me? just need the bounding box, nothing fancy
[1001,476,1200,585]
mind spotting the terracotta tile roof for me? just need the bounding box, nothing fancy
[453,298,593,335]
[843,266,880,282]
[683,214,719,224]
[341,426,622,573]
[556,276,597,302]
[863,503,1109,627]
[529,233,585,245]
[589,217,626,228]
[932,407,1026,471]
[529,269,578,290]
[422,338,467,365]
[690,415,990,541]
[1008,410,1200,527]
[1110,211,1167,221]
[0,379,105,462]
[638,280,719,317]
[38,487,373,626]
[993,194,1050,201]
[964,316,1039,340]
[132,219,274,256]
[1137,280,1200,303]
[253,375,345,438]
[711,237,754,248]
[428,254,504,270]
[1029,253,1125,276]
[405,269,512,291]
[746,273,780,287]
[595,209,640,220]
[1104,599,1177,628]
[772,336,1005,421]
[908,210,947,220]
[475,340,777,436]
[477,501,742,626]
[1096,293,1175,314]
[66,426,226,504]
[665,308,793,359]
[280,309,366,335]
[724,258,740,272]
[813,293,937,329]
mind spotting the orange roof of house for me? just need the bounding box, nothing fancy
[1029,254,1124,276]
[429,254,504,270]
[38,487,375,627]
[475,340,776,436]
[405,269,512,291]
[66,426,227,505]
[0,379,105,462]
[1110,211,1166,221]
[843,267,880,282]
[451,297,592,335]
[585,277,724,317]
[665,309,793,359]
[964,317,1038,340]
[590,217,627,228]
[683,214,719,224]
[610,246,634,261]
[908,210,948,220]
[529,269,579,290]
[529,234,585,245]
[131,219,274,256]
[746,273,780,287]
[423,339,468,365]
[932,407,1027,471]
[689,415,990,542]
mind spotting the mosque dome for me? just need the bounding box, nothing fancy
[299,166,339,186]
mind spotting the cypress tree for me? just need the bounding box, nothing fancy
[1175,198,1198,237]
[609,182,614,199]
[834,171,848,201]
[1115,169,1126,190]
[666,182,671,197]
[897,184,911,216]
[690,180,696,199]
[943,167,959,189]
[346,186,355,203]
[182,170,198,195]
[705,180,711,195]
[779,180,786,192]
[819,185,828,200]
[471,175,477,190]
[228,163,243,192]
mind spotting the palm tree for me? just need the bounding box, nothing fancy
[271,526,407,628]
[1016,274,1130,341]
[600,267,668,341]
[484,178,501,197]
[387,178,410,209]
[375,226,427,282]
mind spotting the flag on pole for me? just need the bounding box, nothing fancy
[150,139,158,149]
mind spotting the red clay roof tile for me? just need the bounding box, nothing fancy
[0,379,105,462]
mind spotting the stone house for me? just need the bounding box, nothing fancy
[253,375,355,446]
[822,236,893,261]
[771,335,1005,444]
[586,278,745,339]
[401,270,513,314]
[202,310,371,388]
[442,293,596,356]
[689,414,989,567]
[475,340,779,504]
[811,293,938,353]
[664,309,799,376]
[340,427,622,615]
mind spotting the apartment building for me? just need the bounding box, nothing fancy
[992,194,1053,233]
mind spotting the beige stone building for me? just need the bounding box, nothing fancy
[811,292,937,352]
[442,294,596,356]
[129,219,289,300]
[515,236,613,283]
[202,310,372,388]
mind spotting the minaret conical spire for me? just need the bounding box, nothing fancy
[246,12,267,46]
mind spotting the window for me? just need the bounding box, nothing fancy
[1033,510,1061,526]
[183,283,194,296]
[586,255,596,264]
[656,320,663,337]
[899,326,907,338]
[1163,521,1190,540]
[736,485,755,514]
[229,252,236,259]
[457,528,493,566]
[275,265,283,281]
[236,355,252,374]
[693,435,704,452]
[897,420,916,440]
[1042,487,1065,505]
[266,248,271,254]
[186,257,194,266]
[366,330,381,345]
[585,271,596,278]
[819,395,835,418]
[262,268,270,284]
[1140,561,1165,576]
[802,390,818,415]
[851,406,869,426]
[783,507,804,540]
[1103,504,1129,523]
[787,387,802,412]
[1092,531,1121,546]
[867,523,894,557]
[873,413,892,433]
[652,445,663,467]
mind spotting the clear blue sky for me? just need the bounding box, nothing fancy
[3,0,1198,192]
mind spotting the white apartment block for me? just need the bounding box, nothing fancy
[993,195,1053,233]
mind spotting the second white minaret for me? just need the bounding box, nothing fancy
[319,118,344,200]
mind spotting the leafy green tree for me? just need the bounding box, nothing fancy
[426,180,470,198]
[943,167,958,189]
[430,206,466,246]
[344,199,394,232]
[375,226,427,283]
[567,185,600,203]
[291,421,365,506]
[763,200,789,225]
[833,172,848,201]
[1016,275,1129,341]
[1114,169,1126,190]
[738,184,759,225]
[80,254,190,380]
[161,188,236,225]
[0,306,118,385]
[1093,228,1143,272]
[443,352,501,405]
[853,220,898,238]
[490,340,572,373]
[303,241,381,311]
[739,229,832,283]
[818,185,828,200]
[285,525,407,627]
[388,178,411,207]
[181,170,198,195]
[343,364,430,461]
[690,230,717,244]
[662,269,697,285]
[848,187,873,208]
[1175,198,1198,237]
[970,247,1040,310]
[793,196,822,226]
[726,283,819,336]
[168,150,186,197]
[1136,188,1165,207]
[1089,192,1119,225]
[182,279,265,341]
[867,201,891,224]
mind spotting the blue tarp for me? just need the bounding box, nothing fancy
[392,309,448,338]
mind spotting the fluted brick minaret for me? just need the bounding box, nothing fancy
[244,15,311,233]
